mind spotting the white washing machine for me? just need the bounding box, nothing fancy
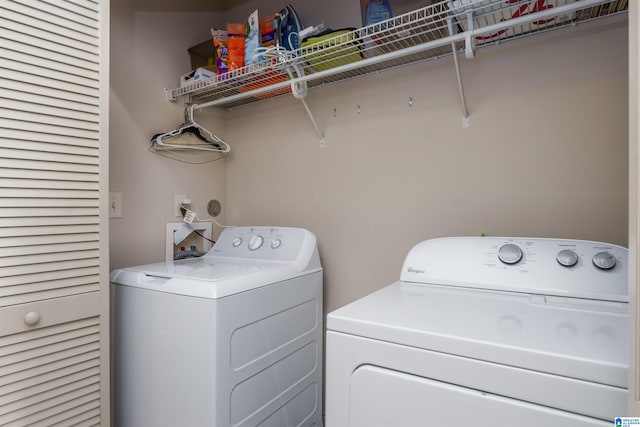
[326,237,628,427]
[111,226,323,427]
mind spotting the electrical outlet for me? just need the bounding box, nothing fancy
[175,193,188,217]
[109,192,122,218]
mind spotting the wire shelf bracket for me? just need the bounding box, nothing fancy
[286,64,326,147]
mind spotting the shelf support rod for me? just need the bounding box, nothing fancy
[448,18,469,125]
[299,97,325,147]
[451,43,469,124]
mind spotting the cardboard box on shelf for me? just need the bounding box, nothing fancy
[187,40,216,70]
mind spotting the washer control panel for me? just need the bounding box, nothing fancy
[208,226,315,262]
[401,237,628,302]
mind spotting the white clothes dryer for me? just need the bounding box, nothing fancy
[111,226,323,427]
[326,237,627,427]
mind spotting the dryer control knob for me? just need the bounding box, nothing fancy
[232,238,242,247]
[248,235,264,251]
[556,249,579,267]
[593,251,616,270]
[271,239,282,249]
[498,243,523,265]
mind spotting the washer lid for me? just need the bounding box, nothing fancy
[110,257,318,299]
[327,281,628,388]
[110,226,322,299]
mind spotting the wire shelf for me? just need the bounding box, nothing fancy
[166,0,627,109]
[451,0,627,43]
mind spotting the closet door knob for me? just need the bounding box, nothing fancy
[24,311,41,326]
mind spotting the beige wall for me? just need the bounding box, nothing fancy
[109,3,628,315]
[224,21,628,312]
[109,0,228,269]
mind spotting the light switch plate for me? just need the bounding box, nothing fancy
[109,192,122,218]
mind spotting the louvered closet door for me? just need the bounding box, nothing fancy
[0,0,109,426]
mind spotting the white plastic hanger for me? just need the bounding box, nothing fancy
[151,104,230,153]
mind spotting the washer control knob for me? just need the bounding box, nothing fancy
[498,243,523,265]
[248,235,264,251]
[232,237,242,247]
[593,251,616,270]
[271,239,282,249]
[556,249,579,267]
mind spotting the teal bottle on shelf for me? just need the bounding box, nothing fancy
[364,0,393,26]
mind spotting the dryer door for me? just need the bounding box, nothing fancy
[349,365,609,427]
